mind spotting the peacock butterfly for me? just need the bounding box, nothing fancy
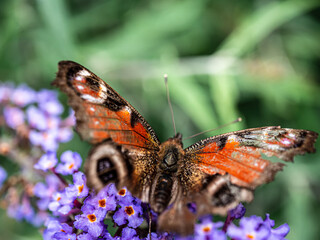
[53,61,318,235]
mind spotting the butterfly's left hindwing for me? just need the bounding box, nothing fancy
[85,141,130,191]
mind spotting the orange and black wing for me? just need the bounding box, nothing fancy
[53,61,160,150]
[183,126,317,215]
[53,61,160,198]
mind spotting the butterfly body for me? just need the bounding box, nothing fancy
[53,61,318,235]
[150,133,183,213]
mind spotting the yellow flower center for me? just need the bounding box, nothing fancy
[125,206,134,216]
[118,189,126,196]
[78,184,84,194]
[202,226,211,233]
[246,234,255,239]
[98,199,106,208]
[68,163,74,169]
[87,214,96,223]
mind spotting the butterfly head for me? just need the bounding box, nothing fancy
[165,132,183,151]
[158,133,183,172]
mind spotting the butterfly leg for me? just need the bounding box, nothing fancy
[148,208,152,240]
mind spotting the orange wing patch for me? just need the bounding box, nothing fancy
[82,102,158,149]
[185,127,317,188]
[192,139,274,187]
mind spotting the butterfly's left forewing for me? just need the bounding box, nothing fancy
[183,126,317,215]
[53,61,160,198]
[53,61,160,149]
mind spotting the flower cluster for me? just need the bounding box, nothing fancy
[178,203,289,240]
[35,153,289,240]
[0,83,74,153]
[0,83,290,239]
[227,213,290,240]
[0,82,74,227]
[38,156,153,240]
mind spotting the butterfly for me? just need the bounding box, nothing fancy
[53,61,318,235]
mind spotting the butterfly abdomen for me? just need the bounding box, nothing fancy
[153,174,174,213]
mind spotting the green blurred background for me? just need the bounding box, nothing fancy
[0,0,319,239]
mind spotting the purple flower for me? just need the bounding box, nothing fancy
[195,216,225,240]
[7,201,20,221]
[62,110,76,127]
[37,89,63,115]
[43,219,63,240]
[56,151,82,175]
[29,129,60,151]
[30,211,49,227]
[52,223,76,240]
[113,199,144,228]
[34,152,58,171]
[33,174,63,210]
[48,190,74,215]
[11,84,36,106]
[85,185,117,215]
[0,166,7,188]
[3,106,25,128]
[198,230,227,240]
[45,115,61,129]
[29,119,72,151]
[40,100,63,115]
[74,203,106,237]
[16,195,35,223]
[57,127,73,143]
[0,83,13,102]
[103,232,120,240]
[29,130,43,146]
[145,232,165,240]
[116,186,134,205]
[65,172,89,199]
[105,183,118,197]
[264,214,290,239]
[227,215,270,240]
[77,233,96,240]
[48,191,64,212]
[37,89,58,102]
[229,203,246,219]
[43,220,76,240]
[122,227,140,240]
[26,106,48,130]
[53,232,76,240]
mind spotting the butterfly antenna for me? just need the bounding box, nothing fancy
[183,117,242,140]
[165,74,177,135]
